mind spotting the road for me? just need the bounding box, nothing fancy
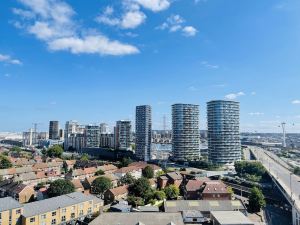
[250,147,300,212]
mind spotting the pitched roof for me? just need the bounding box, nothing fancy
[166,172,182,181]
[108,185,129,196]
[114,166,140,174]
[65,160,76,166]
[71,179,84,189]
[97,164,118,172]
[23,192,102,218]
[185,180,206,192]
[0,197,23,212]
[202,181,229,194]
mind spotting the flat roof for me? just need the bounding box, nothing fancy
[23,192,102,218]
[89,212,185,225]
[164,200,246,213]
[0,197,23,212]
[211,211,254,225]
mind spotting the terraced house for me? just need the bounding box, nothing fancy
[21,192,103,225]
[0,197,23,225]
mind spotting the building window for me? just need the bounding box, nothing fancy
[41,222,46,225]
[62,208,66,213]
[52,211,56,216]
[71,213,75,219]
[88,207,92,214]
[79,210,84,216]
[41,214,46,220]
[51,219,56,225]
[16,209,21,214]
[30,218,35,223]
[0,213,2,220]
[61,216,66,222]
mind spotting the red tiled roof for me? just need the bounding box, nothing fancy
[202,181,229,194]
[114,166,140,174]
[109,185,129,196]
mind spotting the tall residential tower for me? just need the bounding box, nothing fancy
[135,105,152,161]
[49,121,59,140]
[172,104,200,161]
[115,120,132,151]
[207,100,241,164]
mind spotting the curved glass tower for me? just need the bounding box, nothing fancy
[207,100,241,164]
[172,104,200,161]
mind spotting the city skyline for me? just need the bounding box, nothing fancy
[1,0,300,133]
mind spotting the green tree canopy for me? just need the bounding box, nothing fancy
[127,195,145,207]
[80,154,89,161]
[129,177,152,198]
[46,145,63,158]
[91,177,112,198]
[119,173,136,185]
[248,187,266,212]
[95,169,105,176]
[11,146,22,153]
[142,166,154,179]
[235,161,266,177]
[154,190,166,200]
[0,155,12,169]
[164,185,180,200]
[47,179,75,197]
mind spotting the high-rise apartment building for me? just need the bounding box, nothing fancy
[172,104,200,161]
[207,100,241,164]
[84,125,100,148]
[135,105,152,161]
[64,120,79,151]
[49,121,59,140]
[115,120,132,150]
[100,123,110,134]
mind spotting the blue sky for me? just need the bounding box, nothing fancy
[1,0,300,133]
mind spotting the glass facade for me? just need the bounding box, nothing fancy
[207,100,241,164]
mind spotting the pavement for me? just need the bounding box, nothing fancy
[249,146,300,212]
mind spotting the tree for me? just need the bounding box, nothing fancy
[46,145,63,158]
[91,177,112,198]
[248,187,266,212]
[11,146,22,153]
[48,179,75,197]
[119,173,136,185]
[119,157,133,168]
[129,177,152,198]
[154,190,166,200]
[0,155,12,169]
[127,195,145,207]
[95,169,105,176]
[80,154,89,161]
[164,185,179,200]
[142,166,154,179]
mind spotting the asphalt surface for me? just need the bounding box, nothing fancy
[250,147,300,212]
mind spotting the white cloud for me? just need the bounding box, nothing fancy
[133,0,171,12]
[225,92,245,100]
[0,54,22,65]
[251,91,256,95]
[248,112,264,116]
[157,15,197,37]
[48,35,139,56]
[201,61,219,69]
[188,86,198,91]
[121,10,146,29]
[96,5,146,29]
[292,100,300,104]
[182,26,197,37]
[13,0,139,56]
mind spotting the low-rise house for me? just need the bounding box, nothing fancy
[201,181,231,200]
[32,162,62,176]
[104,185,129,204]
[128,162,162,176]
[158,172,183,189]
[182,210,207,224]
[184,178,211,200]
[0,197,23,225]
[89,212,185,225]
[110,202,132,212]
[96,164,118,174]
[66,167,97,180]
[22,192,103,225]
[114,166,142,179]
[82,174,119,194]
[0,181,35,203]
[64,160,76,171]
[71,179,85,193]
